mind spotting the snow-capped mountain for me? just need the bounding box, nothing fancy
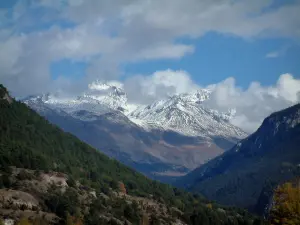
[22,81,247,182]
[85,81,139,113]
[128,90,246,139]
[23,81,139,117]
[23,84,246,139]
[23,79,246,138]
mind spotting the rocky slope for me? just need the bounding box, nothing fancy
[175,104,300,211]
[0,168,187,225]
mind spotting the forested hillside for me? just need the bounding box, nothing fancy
[0,84,262,224]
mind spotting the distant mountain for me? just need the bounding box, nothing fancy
[22,81,246,181]
[129,89,245,139]
[175,104,300,212]
[22,81,138,115]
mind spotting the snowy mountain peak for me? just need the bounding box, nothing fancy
[85,81,139,113]
[128,90,246,139]
[23,92,74,104]
[23,81,138,115]
[88,80,124,91]
[178,89,212,103]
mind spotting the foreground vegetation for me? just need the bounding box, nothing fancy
[0,84,263,224]
[269,180,300,225]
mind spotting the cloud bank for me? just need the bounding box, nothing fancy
[123,70,300,133]
[204,73,300,132]
[1,0,300,96]
[124,70,199,104]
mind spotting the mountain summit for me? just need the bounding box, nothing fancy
[129,89,244,139]
[23,82,246,139]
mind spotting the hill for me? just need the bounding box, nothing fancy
[175,103,300,213]
[0,84,262,224]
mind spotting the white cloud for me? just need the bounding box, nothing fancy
[273,74,300,102]
[48,24,124,59]
[266,51,279,58]
[124,69,199,104]
[265,45,291,58]
[0,0,299,100]
[120,0,300,39]
[0,35,25,74]
[137,44,195,60]
[124,70,300,133]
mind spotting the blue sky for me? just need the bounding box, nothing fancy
[49,30,300,91]
[123,32,300,87]
[1,0,299,91]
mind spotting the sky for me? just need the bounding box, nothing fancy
[0,0,300,132]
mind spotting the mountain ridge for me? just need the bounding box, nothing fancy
[175,103,300,211]
[22,81,246,139]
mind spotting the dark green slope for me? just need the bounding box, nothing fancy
[0,84,149,195]
[175,103,300,212]
[0,84,263,224]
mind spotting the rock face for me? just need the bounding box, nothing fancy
[21,82,246,181]
[0,84,12,104]
[0,189,39,210]
[175,104,300,210]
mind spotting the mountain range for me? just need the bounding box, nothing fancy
[0,83,262,225]
[1,83,299,224]
[175,103,300,213]
[22,81,246,181]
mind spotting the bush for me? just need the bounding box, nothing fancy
[2,174,11,188]
[269,181,300,224]
[66,177,76,188]
[17,170,34,180]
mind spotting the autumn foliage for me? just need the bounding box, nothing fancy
[119,181,127,194]
[16,217,48,225]
[66,214,83,225]
[206,203,213,209]
[16,218,31,225]
[269,180,300,225]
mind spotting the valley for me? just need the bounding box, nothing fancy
[0,84,263,225]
